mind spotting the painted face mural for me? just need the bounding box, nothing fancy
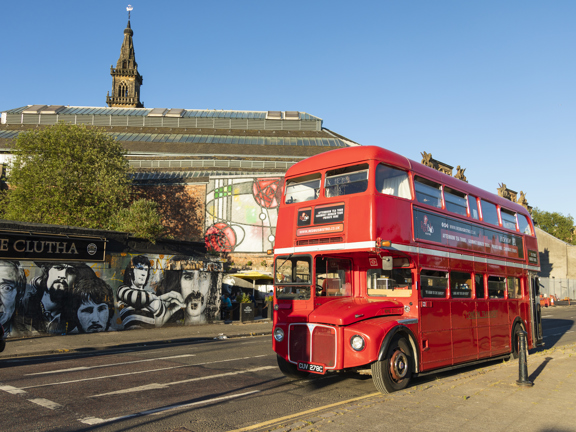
[1,253,222,339]
[204,177,283,253]
[180,270,211,323]
[46,264,76,300]
[0,262,19,326]
[132,265,149,288]
[77,298,109,333]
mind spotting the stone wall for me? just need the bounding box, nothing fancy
[536,227,576,279]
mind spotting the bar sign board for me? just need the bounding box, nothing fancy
[0,232,106,261]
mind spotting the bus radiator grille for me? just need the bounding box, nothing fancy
[288,324,336,367]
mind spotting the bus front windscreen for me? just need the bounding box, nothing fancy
[275,255,311,300]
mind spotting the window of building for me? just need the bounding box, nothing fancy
[367,267,412,297]
[517,214,533,235]
[325,164,369,197]
[450,271,472,299]
[285,174,321,204]
[444,187,468,217]
[481,200,499,225]
[421,270,448,298]
[475,274,486,299]
[487,276,506,299]
[315,257,352,297]
[375,164,411,199]
[501,209,517,231]
[414,177,442,208]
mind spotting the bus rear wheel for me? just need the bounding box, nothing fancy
[277,355,309,379]
[371,336,412,394]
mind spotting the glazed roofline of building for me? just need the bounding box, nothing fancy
[2,105,322,122]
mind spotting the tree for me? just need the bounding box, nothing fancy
[1,123,164,240]
[531,207,576,245]
[113,199,164,242]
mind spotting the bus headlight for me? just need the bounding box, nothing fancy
[274,327,285,342]
[350,335,365,351]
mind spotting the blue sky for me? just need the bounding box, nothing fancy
[2,1,574,219]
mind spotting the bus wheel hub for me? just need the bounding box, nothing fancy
[390,350,408,381]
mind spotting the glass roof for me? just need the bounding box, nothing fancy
[2,106,322,121]
[112,133,348,147]
[0,129,347,147]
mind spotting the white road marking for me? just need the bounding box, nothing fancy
[21,355,270,389]
[90,366,277,397]
[79,390,260,425]
[29,398,62,410]
[541,315,552,318]
[26,354,196,376]
[2,350,135,364]
[0,385,27,395]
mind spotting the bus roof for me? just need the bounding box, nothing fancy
[285,145,531,217]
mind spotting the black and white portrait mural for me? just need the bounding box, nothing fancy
[0,253,223,338]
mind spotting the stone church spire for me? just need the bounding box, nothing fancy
[106,7,144,108]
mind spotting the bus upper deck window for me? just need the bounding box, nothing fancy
[468,196,479,220]
[285,174,321,204]
[481,200,499,225]
[414,177,442,208]
[501,208,517,231]
[325,164,369,198]
[375,164,411,199]
[444,187,467,217]
[517,213,533,235]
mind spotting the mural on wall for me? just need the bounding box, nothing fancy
[0,254,222,338]
[204,177,283,253]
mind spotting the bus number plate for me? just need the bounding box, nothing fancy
[297,362,325,374]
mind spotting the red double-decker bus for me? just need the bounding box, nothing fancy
[272,145,543,393]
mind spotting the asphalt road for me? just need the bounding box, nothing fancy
[1,306,574,432]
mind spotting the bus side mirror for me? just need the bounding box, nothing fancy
[382,256,393,271]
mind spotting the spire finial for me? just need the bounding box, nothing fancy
[127,4,133,21]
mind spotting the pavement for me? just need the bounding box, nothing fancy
[2,318,576,432]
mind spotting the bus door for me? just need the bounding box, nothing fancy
[529,275,544,347]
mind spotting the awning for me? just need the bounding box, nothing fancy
[232,271,273,295]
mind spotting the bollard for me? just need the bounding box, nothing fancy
[516,329,533,387]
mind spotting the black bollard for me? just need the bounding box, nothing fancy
[516,329,533,387]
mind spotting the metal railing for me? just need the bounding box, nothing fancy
[539,277,576,300]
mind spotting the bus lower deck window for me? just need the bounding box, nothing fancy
[367,268,412,297]
[421,270,448,298]
[488,276,506,298]
[450,271,472,298]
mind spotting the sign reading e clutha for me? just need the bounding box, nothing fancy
[0,232,106,261]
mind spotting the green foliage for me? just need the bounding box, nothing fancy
[0,123,164,241]
[532,207,576,245]
[112,199,164,243]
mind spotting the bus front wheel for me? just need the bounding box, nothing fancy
[371,336,412,394]
[277,355,309,379]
